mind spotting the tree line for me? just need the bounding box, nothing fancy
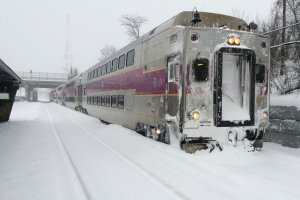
[260,0,300,94]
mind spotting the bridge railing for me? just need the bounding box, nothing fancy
[17,71,68,82]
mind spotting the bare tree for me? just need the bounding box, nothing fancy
[120,14,147,40]
[263,0,300,94]
[231,8,250,23]
[99,45,117,61]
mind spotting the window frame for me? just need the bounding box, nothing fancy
[117,95,124,109]
[106,62,111,74]
[106,95,111,107]
[97,96,101,106]
[118,54,125,69]
[112,58,118,72]
[126,49,135,67]
[111,95,117,108]
[101,96,106,106]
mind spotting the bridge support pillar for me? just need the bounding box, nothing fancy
[25,85,33,101]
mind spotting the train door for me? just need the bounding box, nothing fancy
[78,85,83,105]
[214,48,256,127]
[166,55,181,117]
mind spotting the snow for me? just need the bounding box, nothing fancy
[271,93,300,109]
[1,102,300,200]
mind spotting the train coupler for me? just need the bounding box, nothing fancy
[180,136,222,154]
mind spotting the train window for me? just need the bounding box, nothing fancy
[112,58,118,72]
[256,64,265,83]
[100,65,105,76]
[117,95,124,109]
[167,56,179,83]
[111,95,117,108]
[126,49,135,66]
[87,96,90,104]
[118,54,125,69]
[106,62,111,74]
[106,95,110,107]
[97,67,101,77]
[93,70,96,78]
[101,96,106,106]
[168,63,176,82]
[104,63,110,74]
[97,96,101,106]
[193,58,209,82]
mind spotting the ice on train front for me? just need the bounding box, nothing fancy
[180,11,270,153]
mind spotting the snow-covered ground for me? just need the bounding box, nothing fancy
[1,102,300,200]
[271,93,300,109]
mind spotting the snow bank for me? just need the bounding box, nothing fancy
[270,93,300,109]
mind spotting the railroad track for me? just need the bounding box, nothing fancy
[44,103,189,200]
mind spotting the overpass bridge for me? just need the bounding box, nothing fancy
[17,71,68,101]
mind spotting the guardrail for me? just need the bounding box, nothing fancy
[17,71,68,82]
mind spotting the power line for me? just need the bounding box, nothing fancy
[263,21,300,35]
[271,41,300,49]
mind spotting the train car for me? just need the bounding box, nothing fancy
[50,89,55,102]
[56,84,66,105]
[57,11,270,153]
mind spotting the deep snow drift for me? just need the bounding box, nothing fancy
[0,102,299,200]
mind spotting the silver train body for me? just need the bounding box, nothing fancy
[51,11,270,152]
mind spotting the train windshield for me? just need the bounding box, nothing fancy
[221,53,251,121]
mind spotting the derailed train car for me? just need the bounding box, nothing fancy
[52,11,270,153]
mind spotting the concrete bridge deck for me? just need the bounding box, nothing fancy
[16,71,68,101]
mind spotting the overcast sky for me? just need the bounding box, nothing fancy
[0,0,275,74]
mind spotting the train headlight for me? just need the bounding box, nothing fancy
[189,111,200,120]
[234,37,241,45]
[228,37,235,45]
[155,128,161,135]
[227,34,240,46]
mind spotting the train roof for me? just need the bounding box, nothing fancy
[143,11,247,41]
[174,11,246,29]
[86,11,247,73]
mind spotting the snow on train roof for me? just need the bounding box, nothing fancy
[143,11,247,41]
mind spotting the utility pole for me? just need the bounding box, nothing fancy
[64,15,73,76]
[280,0,286,75]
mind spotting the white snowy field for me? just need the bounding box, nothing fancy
[1,102,300,200]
